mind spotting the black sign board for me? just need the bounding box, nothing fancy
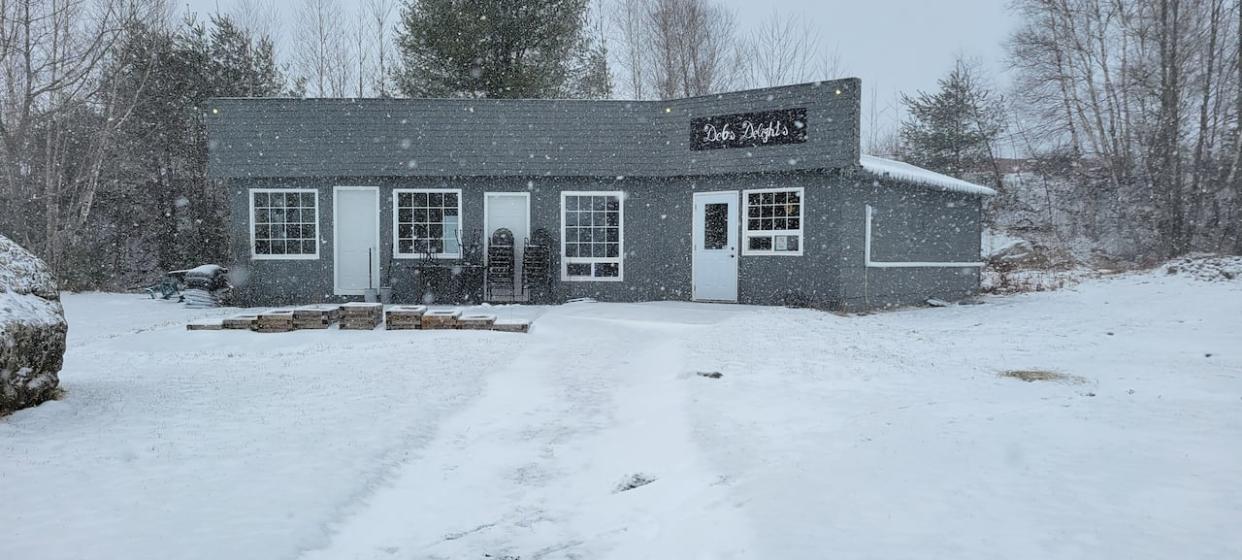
[691,108,808,151]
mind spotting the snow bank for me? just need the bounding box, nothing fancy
[1160,255,1242,282]
[860,155,998,197]
[1,234,67,414]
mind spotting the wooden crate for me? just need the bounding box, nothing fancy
[421,309,462,330]
[385,305,428,330]
[222,315,258,330]
[340,302,384,330]
[491,319,531,333]
[458,314,497,330]
[293,304,340,329]
[186,320,224,331]
[255,310,296,333]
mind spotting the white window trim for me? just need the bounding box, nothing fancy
[392,188,464,259]
[741,186,805,256]
[249,188,320,260]
[560,190,624,282]
[864,205,984,268]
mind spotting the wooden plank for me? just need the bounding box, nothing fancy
[491,319,531,333]
[421,309,462,330]
[459,314,497,330]
[186,320,224,331]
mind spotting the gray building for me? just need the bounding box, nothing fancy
[206,79,995,310]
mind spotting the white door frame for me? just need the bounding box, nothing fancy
[483,192,532,299]
[691,190,740,303]
[333,186,381,296]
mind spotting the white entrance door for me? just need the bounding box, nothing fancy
[333,186,380,295]
[692,191,739,302]
[484,192,530,301]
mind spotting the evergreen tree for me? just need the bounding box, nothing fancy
[899,60,1005,184]
[393,0,610,98]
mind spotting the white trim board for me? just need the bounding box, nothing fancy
[864,205,984,268]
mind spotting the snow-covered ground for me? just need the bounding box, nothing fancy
[3,272,1241,560]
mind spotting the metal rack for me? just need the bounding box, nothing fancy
[522,228,555,303]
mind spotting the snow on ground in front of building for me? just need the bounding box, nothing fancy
[2,275,1241,560]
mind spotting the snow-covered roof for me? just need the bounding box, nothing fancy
[859,155,998,197]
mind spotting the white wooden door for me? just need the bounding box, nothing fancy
[692,191,739,302]
[333,186,380,295]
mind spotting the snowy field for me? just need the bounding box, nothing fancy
[3,272,1241,560]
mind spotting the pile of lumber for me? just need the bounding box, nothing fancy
[340,302,383,330]
[458,314,497,330]
[421,309,462,330]
[222,315,258,330]
[492,319,531,333]
[293,304,340,329]
[255,310,296,333]
[385,305,427,330]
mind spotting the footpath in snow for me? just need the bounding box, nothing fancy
[1,272,1240,560]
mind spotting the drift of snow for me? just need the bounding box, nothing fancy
[2,271,1240,559]
[861,154,998,197]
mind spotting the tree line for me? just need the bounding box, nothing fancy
[895,0,1242,261]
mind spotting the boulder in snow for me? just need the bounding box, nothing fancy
[1,234,68,415]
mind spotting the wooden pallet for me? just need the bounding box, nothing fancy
[340,302,383,330]
[421,309,462,330]
[491,319,531,333]
[186,320,224,331]
[459,314,497,330]
[385,305,428,330]
[255,310,296,333]
[222,315,258,330]
[293,304,341,329]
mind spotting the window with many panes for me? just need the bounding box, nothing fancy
[393,189,462,258]
[250,189,319,259]
[561,192,623,281]
[742,187,804,255]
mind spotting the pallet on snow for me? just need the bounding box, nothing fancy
[458,314,497,330]
[292,304,341,329]
[255,310,296,333]
[222,315,258,330]
[385,305,428,330]
[491,319,531,333]
[186,319,224,331]
[421,309,462,330]
[340,302,384,330]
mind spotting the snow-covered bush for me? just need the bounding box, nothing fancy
[1,234,67,415]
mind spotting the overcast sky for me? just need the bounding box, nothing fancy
[180,0,1015,137]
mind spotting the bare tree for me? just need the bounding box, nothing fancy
[232,0,280,44]
[742,9,840,88]
[292,0,352,96]
[365,0,395,96]
[644,0,741,99]
[609,0,647,99]
[0,0,157,269]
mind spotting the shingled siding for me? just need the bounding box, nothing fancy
[833,172,985,310]
[206,79,860,180]
[224,171,851,307]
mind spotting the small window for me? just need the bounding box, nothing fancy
[394,189,462,258]
[704,203,729,249]
[562,192,623,281]
[742,187,804,255]
[251,189,319,259]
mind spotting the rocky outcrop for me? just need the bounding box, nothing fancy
[1,234,67,415]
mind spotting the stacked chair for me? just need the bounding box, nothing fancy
[487,228,516,299]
